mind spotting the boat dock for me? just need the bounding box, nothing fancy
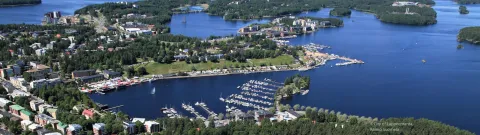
[195,102,217,117]
[182,103,206,120]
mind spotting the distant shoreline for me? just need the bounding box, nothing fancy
[0,3,39,7]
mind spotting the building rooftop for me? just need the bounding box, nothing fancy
[132,118,145,123]
[287,110,302,117]
[21,110,33,116]
[26,64,50,73]
[67,124,82,131]
[10,104,25,111]
[93,123,105,130]
[144,121,159,126]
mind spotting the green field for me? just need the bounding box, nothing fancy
[135,55,295,74]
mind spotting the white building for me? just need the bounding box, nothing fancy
[392,1,419,6]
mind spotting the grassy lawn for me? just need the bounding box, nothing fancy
[136,55,295,74]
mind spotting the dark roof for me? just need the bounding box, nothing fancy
[79,74,104,81]
[72,69,95,74]
[103,70,120,75]
[256,110,273,116]
[287,110,302,117]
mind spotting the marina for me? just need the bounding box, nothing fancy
[221,79,280,111]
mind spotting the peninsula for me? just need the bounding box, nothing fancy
[0,0,41,6]
[330,8,352,17]
[207,0,437,25]
[458,26,480,44]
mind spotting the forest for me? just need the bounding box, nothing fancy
[75,0,208,33]
[207,0,437,25]
[152,115,474,135]
[0,0,41,6]
[330,8,352,16]
[457,0,480,4]
[459,5,469,14]
[458,26,480,44]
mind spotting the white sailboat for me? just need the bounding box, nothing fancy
[151,87,156,94]
[219,93,225,102]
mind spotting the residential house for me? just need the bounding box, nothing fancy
[10,77,27,89]
[67,124,82,135]
[20,110,34,120]
[35,48,47,56]
[82,109,95,119]
[72,104,86,113]
[254,110,274,122]
[28,123,41,132]
[78,74,104,83]
[8,90,30,98]
[102,70,121,79]
[9,104,25,116]
[30,100,44,111]
[0,98,11,108]
[123,121,135,134]
[144,121,160,133]
[30,78,62,89]
[38,104,53,114]
[132,118,146,123]
[21,120,33,130]
[36,128,52,135]
[93,123,105,135]
[56,122,68,134]
[25,64,52,80]
[286,110,302,120]
[71,69,96,79]
[47,108,58,119]
[35,114,54,126]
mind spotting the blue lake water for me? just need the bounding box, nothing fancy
[2,0,480,133]
[0,0,136,24]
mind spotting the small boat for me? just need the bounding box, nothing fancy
[151,87,156,94]
[182,16,187,23]
[422,59,426,63]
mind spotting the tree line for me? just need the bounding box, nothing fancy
[457,0,480,4]
[0,0,41,6]
[330,8,352,17]
[207,0,438,25]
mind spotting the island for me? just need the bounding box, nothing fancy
[238,16,343,39]
[275,74,310,103]
[329,8,352,17]
[207,0,437,25]
[459,5,469,14]
[457,0,480,4]
[0,0,41,6]
[458,26,480,44]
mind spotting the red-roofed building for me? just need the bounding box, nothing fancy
[82,109,94,119]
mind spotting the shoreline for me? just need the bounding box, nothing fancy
[0,3,40,7]
[84,66,302,94]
